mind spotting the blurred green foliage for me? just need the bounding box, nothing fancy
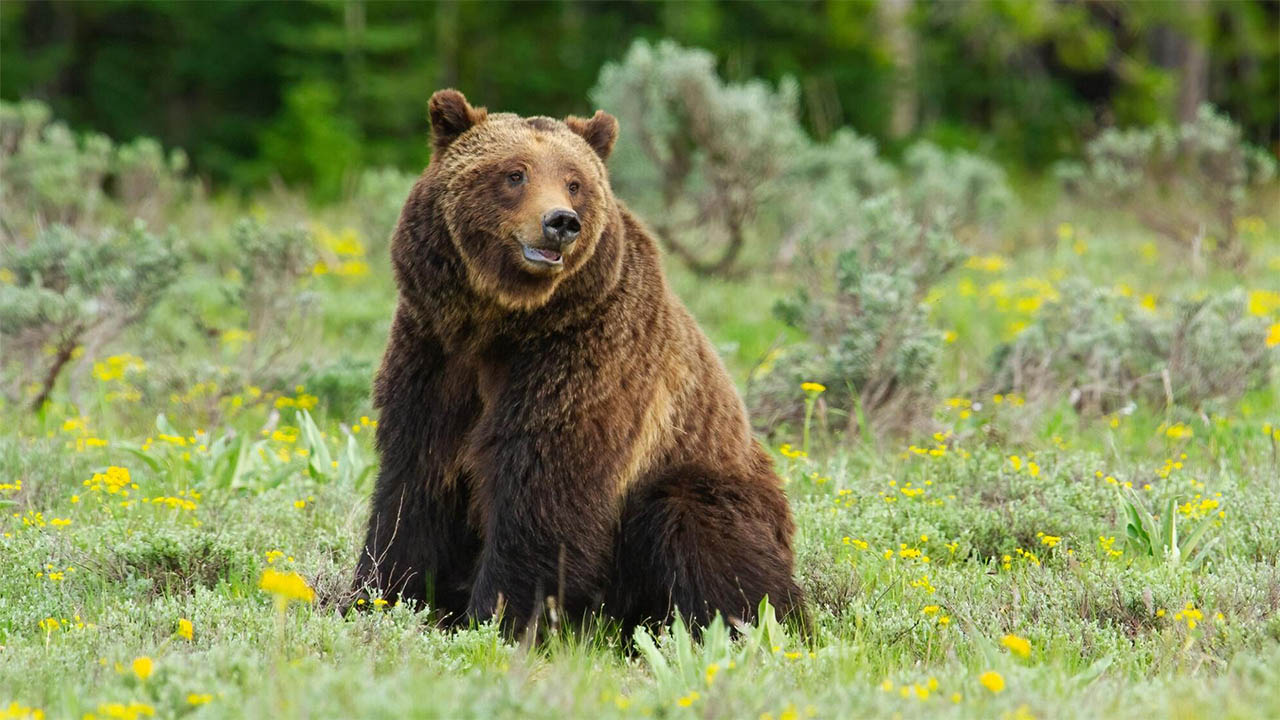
[1057,104,1277,268]
[2,0,1276,194]
[987,280,1276,414]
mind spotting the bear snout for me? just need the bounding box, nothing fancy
[541,208,581,247]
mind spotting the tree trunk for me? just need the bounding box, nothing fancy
[881,0,917,140]
[1177,0,1209,123]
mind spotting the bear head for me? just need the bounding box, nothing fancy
[425,89,620,311]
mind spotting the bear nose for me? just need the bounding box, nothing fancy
[542,208,581,247]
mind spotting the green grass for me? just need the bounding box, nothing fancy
[2,201,1280,719]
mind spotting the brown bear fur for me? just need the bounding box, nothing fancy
[352,89,802,635]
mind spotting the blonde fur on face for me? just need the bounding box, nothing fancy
[427,92,618,311]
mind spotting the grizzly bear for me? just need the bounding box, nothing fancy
[352,89,802,635]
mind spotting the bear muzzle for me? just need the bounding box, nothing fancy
[541,208,580,247]
[518,208,580,271]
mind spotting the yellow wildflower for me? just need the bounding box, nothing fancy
[978,670,1005,694]
[965,254,1007,273]
[801,381,826,394]
[1173,602,1204,630]
[1001,634,1031,658]
[778,443,807,459]
[94,702,154,719]
[0,703,45,719]
[1247,289,1280,317]
[258,568,315,604]
[131,656,153,680]
[177,618,193,641]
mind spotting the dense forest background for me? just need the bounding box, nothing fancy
[3,0,1277,197]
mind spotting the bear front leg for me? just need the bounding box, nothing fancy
[464,431,621,634]
[351,312,480,621]
[353,461,478,619]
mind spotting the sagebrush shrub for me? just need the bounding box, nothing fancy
[350,166,418,255]
[749,135,1009,438]
[592,39,805,275]
[751,194,963,437]
[902,141,1013,238]
[0,99,193,236]
[0,101,328,412]
[0,222,181,409]
[229,218,319,377]
[987,280,1275,412]
[1056,104,1276,268]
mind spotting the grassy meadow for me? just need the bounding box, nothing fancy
[3,103,1280,718]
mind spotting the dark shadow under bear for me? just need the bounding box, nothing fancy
[352,89,802,636]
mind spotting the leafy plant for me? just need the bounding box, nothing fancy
[1119,487,1221,568]
[631,597,793,705]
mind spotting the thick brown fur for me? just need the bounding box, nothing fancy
[353,89,802,636]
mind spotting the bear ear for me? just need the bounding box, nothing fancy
[428,89,487,153]
[565,110,618,161]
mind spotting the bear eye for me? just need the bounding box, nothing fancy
[507,170,525,185]
[567,181,580,195]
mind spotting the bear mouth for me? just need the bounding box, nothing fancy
[521,244,564,269]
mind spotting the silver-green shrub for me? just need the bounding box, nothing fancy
[1057,104,1276,268]
[0,221,181,409]
[349,166,418,256]
[0,99,193,237]
[748,134,1008,438]
[751,193,963,436]
[987,280,1275,412]
[228,218,319,377]
[902,141,1013,238]
[591,40,805,275]
[0,100,198,410]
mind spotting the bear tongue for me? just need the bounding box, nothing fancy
[534,248,562,262]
